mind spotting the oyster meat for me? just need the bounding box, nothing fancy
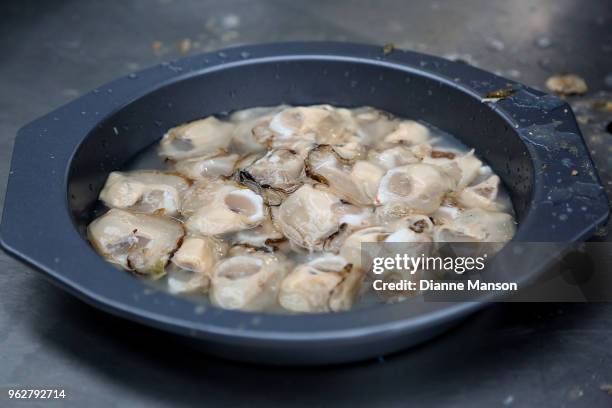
[376,163,454,215]
[237,148,305,205]
[210,251,290,311]
[99,170,190,216]
[306,144,383,206]
[88,104,517,314]
[279,255,363,313]
[87,208,184,277]
[159,116,234,161]
[276,184,341,251]
[166,235,227,294]
[183,180,266,236]
[174,153,239,180]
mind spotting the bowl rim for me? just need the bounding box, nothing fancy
[1,41,609,346]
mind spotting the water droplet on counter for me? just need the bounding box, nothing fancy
[535,36,552,48]
[128,73,137,79]
[485,37,505,51]
[240,51,250,59]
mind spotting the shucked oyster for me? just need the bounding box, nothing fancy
[249,105,360,155]
[353,107,398,144]
[306,144,384,206]
[434,208,515,243]
[278,255,363,313]
[432,204,463,226]
[384,215,434,257]
[230,106,287,154]
[456,175,501,210]
[159,116,234,161]
[166,235,227,294]
[268,105,354,143]
[173,153,239,180]
[182,180,265,236]
[232,216,286,250]
[376,163,454,215]
[422,149,482,189]
[339,226,392,270]
[210,251,290,311]
[323,203,377,254]
[87,208,184,277]
[99,170,190,216]
[382,120,431,146]
[275,184,341,251]
[88,104,517,315]
[237,148,305,205]
[367,144,429,170]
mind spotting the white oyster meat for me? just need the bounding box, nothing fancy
[99,170,190,216]
[182,180,265,236]
[159,116,234,161]
[275,184,341,251]
[166,235,227,294]
[88,208,184,277]
[88,104,516,314]
[279,255,363,313]
[210,251,291,311]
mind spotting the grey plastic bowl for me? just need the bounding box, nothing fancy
[1,42,608,365]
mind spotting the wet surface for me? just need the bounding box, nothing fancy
[0,0,611,406]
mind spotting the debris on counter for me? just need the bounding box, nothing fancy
[179,38,191,54]
[592,100,612,112]
[576,115,591,125]
[481,87,516,102]
[600,384,612,395]
[485,87,516,99]
[571,169,578,176]
[383,43,395,55]
[152,40,164,55]
[546,74,588,96]
[485,37,505,52]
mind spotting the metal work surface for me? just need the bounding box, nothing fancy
[1,0,611,406]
